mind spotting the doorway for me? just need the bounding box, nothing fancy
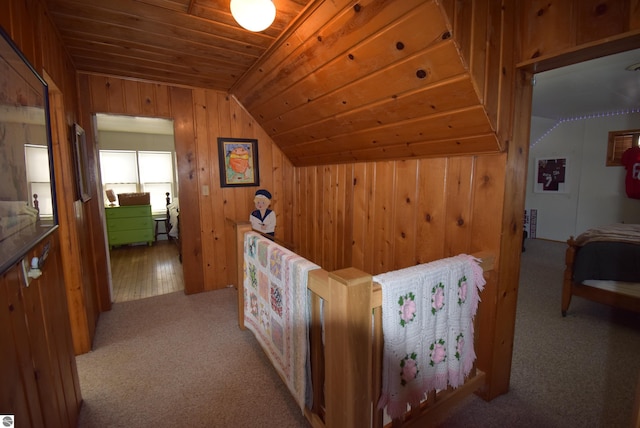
[95,113,184,302]
[524,48,640,242]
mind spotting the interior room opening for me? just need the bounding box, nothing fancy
[95,113,184,303]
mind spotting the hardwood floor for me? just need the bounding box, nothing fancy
[109,240,184,303]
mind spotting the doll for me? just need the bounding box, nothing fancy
[250,189,276,236]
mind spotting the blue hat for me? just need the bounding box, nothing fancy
[255,189,272,200]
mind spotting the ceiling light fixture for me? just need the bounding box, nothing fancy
[230,0,276,32]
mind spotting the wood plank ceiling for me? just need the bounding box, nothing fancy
[43,0,503,166]
[43,0,311,90]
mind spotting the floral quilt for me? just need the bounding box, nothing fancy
[374,254,486,419]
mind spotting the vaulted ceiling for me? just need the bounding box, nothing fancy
[44,0,509,165]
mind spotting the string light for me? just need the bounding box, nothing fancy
[531,108,640,147]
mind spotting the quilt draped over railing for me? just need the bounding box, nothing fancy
[374,254,486,419]
[243,231,319,411]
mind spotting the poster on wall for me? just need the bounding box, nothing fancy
[534,157,568,193]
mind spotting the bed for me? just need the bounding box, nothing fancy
[562,223,640,316]
[230,220,495,427]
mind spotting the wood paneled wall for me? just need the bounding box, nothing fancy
[518,0,640,70]
[77,74,296,294]
[0,231,82,428]
[441,0,516,150]
[293,155,506,273]
[2,0,100,355]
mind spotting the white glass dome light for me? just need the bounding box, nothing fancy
[230,0,276,32]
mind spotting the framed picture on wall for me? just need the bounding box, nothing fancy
[217,137,260,187]
[534,157,568,193]
[72,123,92,202]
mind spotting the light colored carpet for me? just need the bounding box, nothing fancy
[438,238,640,428]
[77,239,640,427]
[76,286,309,427]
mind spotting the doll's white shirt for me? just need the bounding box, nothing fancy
[250,209,276,234]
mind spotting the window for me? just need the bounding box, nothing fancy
[100,150,175,213]
[607,129,640,166]
[24,144,54,217]
[138,152,174,210]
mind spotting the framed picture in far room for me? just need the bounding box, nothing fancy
[534,157,568,193]
[217,137,260,187]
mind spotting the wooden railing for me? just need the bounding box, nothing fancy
[229,219,495,428]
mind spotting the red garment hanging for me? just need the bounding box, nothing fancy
[621,146,640,199]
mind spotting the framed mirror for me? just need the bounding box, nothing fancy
[0,27,57,273]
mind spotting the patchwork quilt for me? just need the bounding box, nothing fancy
[243,232,319,411]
